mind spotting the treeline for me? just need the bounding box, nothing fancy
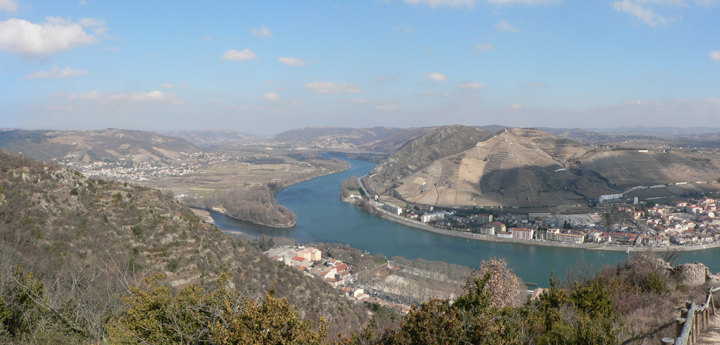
[184,183,297,227]
[340,176,362,198]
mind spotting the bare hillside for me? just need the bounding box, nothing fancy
[368,127,720,208]
[0,129,204,164]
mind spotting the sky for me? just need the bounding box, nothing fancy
[0,0,719,136]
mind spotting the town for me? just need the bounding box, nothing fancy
[370,195,720,250]
[263,245,465,315]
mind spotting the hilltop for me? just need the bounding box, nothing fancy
[366,127,720,208]
[0,129,204,165]
[273,126,434,153]
[160,129,260,147]
[0,149,369,341]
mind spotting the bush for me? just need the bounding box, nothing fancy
[130,225,142,237]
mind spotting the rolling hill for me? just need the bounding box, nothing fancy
[0,129,205,165]
[366,127,720,208]
[273,126,434,153]
[160,129,260,147]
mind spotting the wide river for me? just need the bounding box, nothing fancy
[212,157,720,285]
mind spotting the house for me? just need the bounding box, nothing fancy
[511,228,534,240]
[497,231,512,239]
[291,256,312,268]
[297,247,322,262]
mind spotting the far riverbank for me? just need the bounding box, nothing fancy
[190,159,350,228]
[356,180,720,252]
[369,204,720,252]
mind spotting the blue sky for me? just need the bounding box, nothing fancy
[1,0,719,135]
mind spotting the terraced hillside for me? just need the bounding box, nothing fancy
[368,127,720,208]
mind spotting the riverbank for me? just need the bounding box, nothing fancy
[196,161,351,228]
[370,204,720,252]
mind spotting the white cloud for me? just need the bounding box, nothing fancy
[424,72,448,81]
[47,105,78,112]
[201,34,212,41]
[509,103,523,109]
[227,105,249,111]
[278,56,306,66]
[161,83,187,89]
[495,20,519,32]
[221,48,257,61]
[110,90,185,105]
[335,98,369,104]
[474,43,493,52]
[25,66,89,80]
[68,90,103,100]
[626,100,650,105]
[394,25,414,33]
[486,0,561,4]
[0,17,100,57]
[694,0,719,7]
[263,92,281,101]
[0,0,18,13]
[78,0,87,5]
[69,90,186,105]
[610,0,667,26]
[374,77,395,82]
[375,103,398,110]
[456,81,486,89]
[304,81,362,94]
[250,24,273,38]
[422,91,451,97]
[78,18,109,36]
[710,51,720,61]
[403,0,475,8]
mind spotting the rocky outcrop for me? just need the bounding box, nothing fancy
[652,258,719,286]
[673,262,720,286]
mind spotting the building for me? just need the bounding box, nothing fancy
[555,233,585,243]
[598,194,623,203]
[475,214,493,223]
[546,229,585,243]
[497,231,512,239]
[511,228,534,240]
[479,223,496,236]
[297,247,322,262]
[382,203,403,215]
[421,212,445,223]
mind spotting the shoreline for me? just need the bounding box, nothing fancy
[369,204,720,252]
[205,161,351,229]
[354,178,720,252]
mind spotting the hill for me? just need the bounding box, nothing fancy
[160,129,260,147]
[367,127,720,208]
[0,129,205,165]
[273,126,434,153]
[0,149,368,342]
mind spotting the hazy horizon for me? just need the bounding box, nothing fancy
[2,1,719,135]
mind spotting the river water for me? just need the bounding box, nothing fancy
[211,157,720,285]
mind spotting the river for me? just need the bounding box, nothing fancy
[211,157,720,285]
